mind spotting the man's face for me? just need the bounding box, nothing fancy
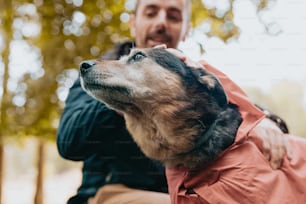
[130,0,190,49]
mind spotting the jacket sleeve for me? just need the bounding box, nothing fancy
[56,78,125,161]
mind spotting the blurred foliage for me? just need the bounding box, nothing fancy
[244,81,306,137]
[0,0,288,141]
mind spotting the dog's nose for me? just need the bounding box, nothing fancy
[80,60,96,73]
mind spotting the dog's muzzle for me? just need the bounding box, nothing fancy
[79,60,96,75]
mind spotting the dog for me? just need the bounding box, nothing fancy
[80,48,306,203]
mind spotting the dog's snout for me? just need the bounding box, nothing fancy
[80,60,96,73]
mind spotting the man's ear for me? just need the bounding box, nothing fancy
[191,67,228,107]
[129,14,136,38]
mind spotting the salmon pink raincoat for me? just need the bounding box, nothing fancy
[166,61,306,204]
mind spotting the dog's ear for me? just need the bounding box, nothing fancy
[190,67,228,108]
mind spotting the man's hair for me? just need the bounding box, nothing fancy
[134,0,191,22]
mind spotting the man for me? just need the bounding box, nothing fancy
[57,0,290,203]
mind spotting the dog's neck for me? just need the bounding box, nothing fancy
[124,103,242,169]
[162,105,241,169]
[163,117,219,163]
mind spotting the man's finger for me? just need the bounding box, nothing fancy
[270,147,283,169]
[153,44,167,49]
[262,136,272,162]
[285,138,293,160]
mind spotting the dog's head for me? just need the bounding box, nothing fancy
[80,48,230,167]
[80,48,227,113]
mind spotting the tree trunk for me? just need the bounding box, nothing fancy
[34,139,45,204]
[0,143,3,204]
[0,0,12,202]
[0,46,9,204]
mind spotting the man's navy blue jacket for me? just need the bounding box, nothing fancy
[57,42,168,204]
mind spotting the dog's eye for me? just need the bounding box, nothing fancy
[129,52,146,63]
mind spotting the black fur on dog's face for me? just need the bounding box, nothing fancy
[80,48,231,167]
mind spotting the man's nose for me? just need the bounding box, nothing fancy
[79,60,96,74]
[155,11,167,28]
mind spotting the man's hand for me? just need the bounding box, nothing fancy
[154,44,202,68]
[252,118,292,169]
